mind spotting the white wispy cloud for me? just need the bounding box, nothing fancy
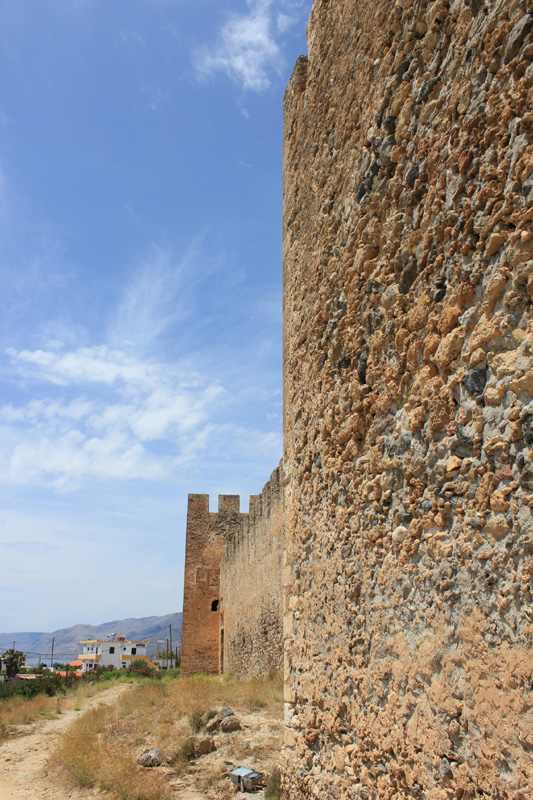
[0,226,282,495]
[11,432,162,490]
[1,343,226,491]
[6,345,151,387]
[110,243,201,350]
[276,12,296,33]
[215,423,282,461]
[0,345,281,490]
[194,0,300,91]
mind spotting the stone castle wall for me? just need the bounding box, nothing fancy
[282,0,533,797]
[220,464,285,675]
[181,471,285,677]
[181,494,245,675]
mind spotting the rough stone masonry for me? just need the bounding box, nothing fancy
[181,466,285,677]
[282,0,533,797]
[181,493,245,675]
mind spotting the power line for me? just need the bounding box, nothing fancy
[0,649,79,658]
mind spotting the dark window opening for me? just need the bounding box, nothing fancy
[109,647,115,654]
[131,647,137,655]
[211,599,219,612]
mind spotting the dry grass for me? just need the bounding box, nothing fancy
[0,694,59,741]
[201,761,237,799]
[167,671,283,717]
[53,700,172,800]
[52,673,284,800]
[0,678,130,744]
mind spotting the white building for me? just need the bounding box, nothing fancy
[78,637,156,672]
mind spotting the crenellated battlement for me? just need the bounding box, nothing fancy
[181,491,247,675]
[187,493,242,516]
[283,54,308,107]
[186,493,209,515]
[182,463,285,676]
[248,463,283,523]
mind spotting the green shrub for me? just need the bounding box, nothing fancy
[127,660,157,678]
[164,668,181,679]
[83,665,118,683]
[0,673,78,701]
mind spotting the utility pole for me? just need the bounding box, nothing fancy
[169,625,173,668]
[51,638,55,669]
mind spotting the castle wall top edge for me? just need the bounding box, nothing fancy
[284,54,308,106]
[186,493,245,515]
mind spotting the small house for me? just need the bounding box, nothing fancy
[78,637,156,672]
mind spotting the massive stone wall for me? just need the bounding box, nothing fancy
[181,494,245,675]
[282,0,533,797]
[220,464,285,675]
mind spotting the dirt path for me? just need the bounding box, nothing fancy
[0,686,277,800]
[0,684,132,800]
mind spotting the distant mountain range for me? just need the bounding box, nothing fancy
[0,613,182,664]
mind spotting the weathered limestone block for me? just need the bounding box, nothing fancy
[194,736,216,756]
[219,715,241,733]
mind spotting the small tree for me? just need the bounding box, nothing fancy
[3,649,26,678]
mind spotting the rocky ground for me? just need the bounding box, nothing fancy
[0,685,283,800]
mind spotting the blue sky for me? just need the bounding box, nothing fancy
[0,0,312,632]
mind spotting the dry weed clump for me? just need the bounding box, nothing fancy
[53,673,284,799]
[165,671,284,717]
[0,693,59,741]
[201,761,236,799]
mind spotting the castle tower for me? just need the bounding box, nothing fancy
[180,494,245,674]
